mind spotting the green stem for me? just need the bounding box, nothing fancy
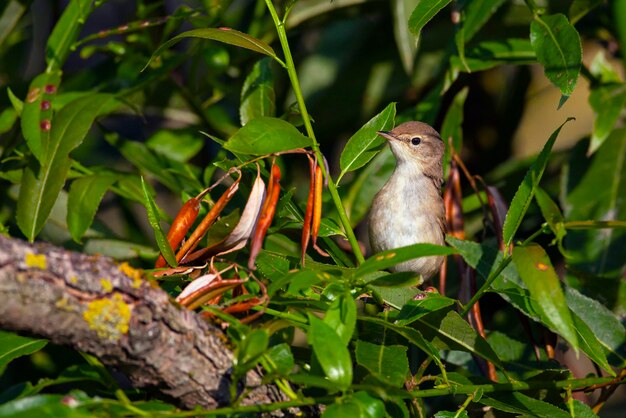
[263,0,365,264]
[563,220,626,229]
[252,305,308,325]
[455,394,474,418]
[461,256,511,317]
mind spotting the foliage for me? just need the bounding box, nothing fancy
[1,0,625,417]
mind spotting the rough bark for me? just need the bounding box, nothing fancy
[0,235,288,410]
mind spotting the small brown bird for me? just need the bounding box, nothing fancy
[368,121,446,282]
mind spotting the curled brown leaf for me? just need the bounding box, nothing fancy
[248,163,281,269]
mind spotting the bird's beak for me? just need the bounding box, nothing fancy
[377,130,398,141]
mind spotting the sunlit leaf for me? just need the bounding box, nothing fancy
[395,294,455,325]
[20,71,61,162]
[17,94,120,241]
[355,243,456,278]
[338,102,396,182]
[224,117,311,155]
[146,28,280,69]
[307,314,352,390]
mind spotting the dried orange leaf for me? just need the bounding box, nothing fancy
[248,163,281,269]
[155,197,200,268]
[301,156,316,264]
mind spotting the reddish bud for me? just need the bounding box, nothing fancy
[40,120,51,131]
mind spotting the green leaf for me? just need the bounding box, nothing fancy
[67,174,117,243]
[307,314,353,390]
[83,239,157,260]
[359,317,446,377]
[395,294,455,325]
[440,87,468,177]
[449,38,535,73]
[0,331,47,375]
[0,107,17,134]
[237,329,269,369]
[534,187,566,245]
[502,118,573,247]
[223,117,311,155]
[414,309,504,369]
[408,0,453,36]
[146,129,204,162]
[480,391,569,417]
[264,343,294,375]
[20,71,62,162]
[562,129,626,281]
[240,58,275,126]
[588,83,626,155]
[449,237,615,374]
[355,341,408,387]
[343,147,395,226]
[572,399,600,418]
[529,14,582,107]
[46,0,94,71]
[565,286,625,364]
[392,0,419,75]
[322,402,361,418]
[106,134,192,193]
[145,28,280,70]
[453,0,506,71]
[338,102,396,181]
[7,87,23,114]
[366,271,422,288]
[355,243,456,278]
[512,244,578,350]
[140,177,177,267]
[17,94,120,241]
[351,391,386,418]
[324,293,357,346]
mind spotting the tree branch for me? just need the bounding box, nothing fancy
[0,235,289,411]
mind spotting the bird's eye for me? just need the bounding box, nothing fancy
[411,137,421,146]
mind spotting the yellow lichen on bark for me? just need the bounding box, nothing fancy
[83,294,131,340]
[25,253,46,270]
[119,262,143,288]
[100,278,113,292]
